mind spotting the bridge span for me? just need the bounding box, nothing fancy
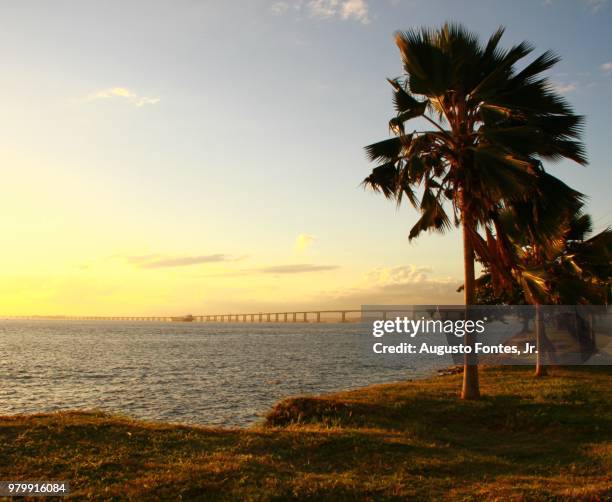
[3,310,370,323]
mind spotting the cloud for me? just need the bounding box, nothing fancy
[308,0,338,17]
[339,0,370,23]
[601,62,612,73]
[585,0,606,12]
[320,265,461,305]
[294,233,316,252]
[270,1,290,14]
[365,265,435,286]
[259,264,339,274]
[126,254,237,269]
[308,0,370,23]
[545,0,606,11]
[272,0,370,24]
[551,82,577,94]
[86,87,160,107]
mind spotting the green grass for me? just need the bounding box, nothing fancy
[1,367,610,500]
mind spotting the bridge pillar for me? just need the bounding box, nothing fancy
[341,311,346,322]
[303,312,307,323]
[293,312,297,322]
[284,313,288,322]
[275,313,279,322]
[316,312,321,323]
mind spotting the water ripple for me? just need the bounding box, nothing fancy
[0,320,447,426]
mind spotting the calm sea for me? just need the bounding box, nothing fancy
[0,320,450,427]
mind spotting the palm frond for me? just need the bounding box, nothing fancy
[364,136,406,162]
[362,162,398,198]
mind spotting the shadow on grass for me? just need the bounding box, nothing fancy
[0,367,609,499]
[260,367,611,481]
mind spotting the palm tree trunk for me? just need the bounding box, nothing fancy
[521,314,530,333]
[588,313,596,352]
[534,303,547,377]
[460,207,480,400]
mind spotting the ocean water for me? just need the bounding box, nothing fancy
[0,320,450,427]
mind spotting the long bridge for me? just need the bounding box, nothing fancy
[2,310,368,323]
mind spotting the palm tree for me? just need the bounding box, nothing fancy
[363,24,586,398]
[537,213,611,372]
[471,181,611,376]
[474,171,583,376]
[548,214,612,305]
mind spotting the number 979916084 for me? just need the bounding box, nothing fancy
[0,481,70,496]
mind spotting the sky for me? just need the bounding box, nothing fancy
[1,0,611,315]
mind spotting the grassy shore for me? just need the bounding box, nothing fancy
[1,367,610,500]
